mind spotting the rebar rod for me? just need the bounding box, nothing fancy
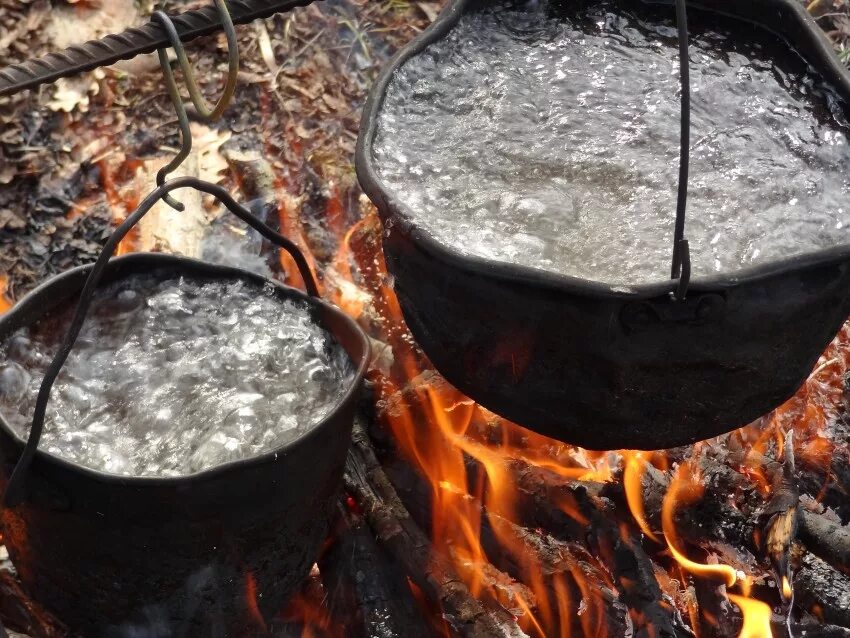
[0,0,313,98]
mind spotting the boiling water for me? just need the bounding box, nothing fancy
[372,0,850,285]
[0,274,355,477]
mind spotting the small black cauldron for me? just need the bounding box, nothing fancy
[0,181,370,635]
[357,0,850,450]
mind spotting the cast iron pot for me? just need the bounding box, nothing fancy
[356,0,850,450]
[0,181,370,636]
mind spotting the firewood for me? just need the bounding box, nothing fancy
[763,434,799,603]
[344,419,528,638]
[318,501,432,638]
[0,572,65,638]
[799,510,850,573]
[793,552,850,628]
[381,445,667,638]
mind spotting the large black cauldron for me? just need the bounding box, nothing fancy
[0,246,369,630]
[357,0,850,451]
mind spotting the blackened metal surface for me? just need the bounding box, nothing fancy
[0,253,370,635]
[356,0,850,450]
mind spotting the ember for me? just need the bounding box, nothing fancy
[0,0,849,637]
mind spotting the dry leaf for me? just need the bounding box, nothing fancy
[46,76,99,113]
[256,21,279,76]
[417,2,441,22]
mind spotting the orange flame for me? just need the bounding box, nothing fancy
[661,458,738,587]
[244,571,268,634]
[623,451,659,542]
[728,579,773,638]
[0,275,12,314]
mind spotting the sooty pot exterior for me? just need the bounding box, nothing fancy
[0,253,369,636]
[356,0,850,450]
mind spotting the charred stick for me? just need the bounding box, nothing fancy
[503,460,691,638]
[763,434,799,604]
[318,501,431,638]
[793,551,850,628]
[0,572,65,638]
[378,454,538,618]
[344,419,527,638]
[381,448,646,638]
[799,510,850,573]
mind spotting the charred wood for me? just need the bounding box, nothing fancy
[793,551,850,628]
[0,572,65,638]
[799,509,850,573]
[762,435,799,603]
[318,501,431,638]
[344,419,527,638]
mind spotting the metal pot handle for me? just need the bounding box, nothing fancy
[3,176,320,507]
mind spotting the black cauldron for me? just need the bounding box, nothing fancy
[356,0,850,450]
[0,184,370,635]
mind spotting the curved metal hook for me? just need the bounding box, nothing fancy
[152,1,239,211]
[166,0,240,121]
[153,11,193,212]
[3,176,320,508]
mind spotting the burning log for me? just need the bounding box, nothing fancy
[500,459,690,638]
[318,501,432,638]
[379,440,668,638]
[762,435,799,603]
[0,571,65,638]
[481,510,633,638]
[799,509,850,573]
[344,419,528,638]
[793,551,850,628]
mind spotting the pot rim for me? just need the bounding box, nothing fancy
[0,252,370,487]
[355,0,850,301]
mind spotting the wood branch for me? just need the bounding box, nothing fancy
[763,435,799,603]
[799,509,850,573]
[793,552,850,628]
[135,152,207,257]
[0,572,65,638]
[378,455,538,618]
[502,459,690,638]
[318,501,432,638]
[344,418,528,638]
[380,445,663,638]
[482,510,634,638]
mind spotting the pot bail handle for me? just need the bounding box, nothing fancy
[3,176,319,508]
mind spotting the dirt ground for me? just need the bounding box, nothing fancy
[0,0,435,303]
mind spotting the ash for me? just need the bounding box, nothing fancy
[0,273,355,477]
[373,0,850,285]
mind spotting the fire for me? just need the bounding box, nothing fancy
[728,579,773,638]
[0,274,11,314]
[77,123,850,637]
[278,565,344,638]
[623,451,659,543]
[661,456,738,587]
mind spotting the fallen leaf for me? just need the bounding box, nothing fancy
[417,2,441,22]
[256,21,279,76]
[46,76,99,113]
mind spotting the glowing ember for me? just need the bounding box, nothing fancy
[0,275,11,314]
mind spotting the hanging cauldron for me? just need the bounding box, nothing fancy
[356,0,850,450]
[0,180,370,635]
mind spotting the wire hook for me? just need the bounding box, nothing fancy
[170,0,239,122]
[152,0,239,211]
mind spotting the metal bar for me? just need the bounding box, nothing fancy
[670,0,691,283]
[0,0,314,98]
